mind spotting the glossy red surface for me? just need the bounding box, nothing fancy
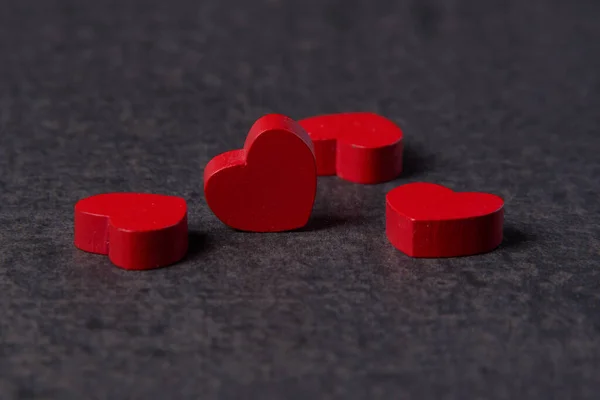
[386,183,504,258]
[204,114,317,232]
[299,112,403,184]
[74,193,188,270]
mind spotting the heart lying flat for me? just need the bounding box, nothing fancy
[74,193,188,270]
[299,112,404,184]
[386,183,504,258]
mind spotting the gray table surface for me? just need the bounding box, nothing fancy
[1,0,600,399]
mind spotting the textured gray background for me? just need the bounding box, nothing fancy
[1,0,599,399]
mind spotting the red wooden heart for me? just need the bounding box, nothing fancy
[386,183,504,258]
[74,193,188,270]
[204,114,317,232]
[299,112,404,184]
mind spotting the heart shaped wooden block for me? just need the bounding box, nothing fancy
[74,193,188,270]
[204,114,317,232]
[299,112,404,184]
[386,183,504,258]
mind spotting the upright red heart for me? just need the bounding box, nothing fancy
[74,193,188,270]
[386,183,504,258]
[299,112,404,184]
[204,114,317,232]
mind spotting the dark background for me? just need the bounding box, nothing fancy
[1,0,599,398]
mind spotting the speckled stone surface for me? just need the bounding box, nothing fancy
[0,0,599,399]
